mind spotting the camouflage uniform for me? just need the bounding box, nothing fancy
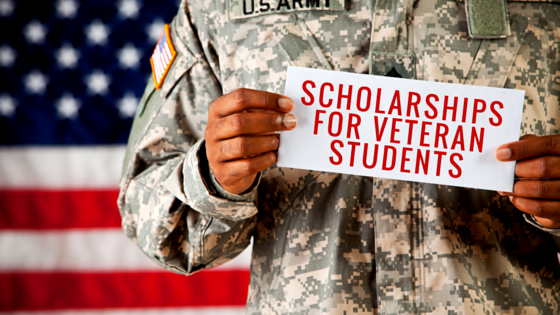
[118,0,560,313]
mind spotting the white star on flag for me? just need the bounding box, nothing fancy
[117,0,141,19]
[117,92,139,118]
[0,45,16,67]
[56,44,80,69]
[24,20,48,45]
[0,0,14,17]
[56,93,81,119]
[117,43,142,69]
[23,70,49,95]
[85,20,111,46]
[84,70,111,95]
[56,0,79,19]
[0,94,16,117]
[145,18,165,44]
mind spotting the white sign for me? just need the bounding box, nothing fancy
[277,66,525,192]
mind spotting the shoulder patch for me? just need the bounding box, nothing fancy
[228,0,345,20]
[150,24,177,90]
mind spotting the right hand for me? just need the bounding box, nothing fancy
[205,88,297,195]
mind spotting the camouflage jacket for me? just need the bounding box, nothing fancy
[118,0,560,313]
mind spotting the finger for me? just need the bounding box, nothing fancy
[515,156,560,178]
[502,180,560,200]
[496,135,560,161]
[509,196,560,228]
[215,135,279,162]
[519,134,537,141]
[215,151,277,187]
[210,88,293,117]
[533,217,560,229]
[214,112,297,140]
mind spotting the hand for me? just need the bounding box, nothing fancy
[205,88,296,195]
[496,134,560,229]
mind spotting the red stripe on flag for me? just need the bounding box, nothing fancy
[0,270,250,311]
[162,44,170,63]
[0,190,121,230]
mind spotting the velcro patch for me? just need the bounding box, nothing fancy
[150,24,177,90]
[228,0,345,20]
[465,0,510,39]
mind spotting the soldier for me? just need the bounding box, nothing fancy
[119,0,560,313]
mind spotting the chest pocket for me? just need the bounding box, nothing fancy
[417,1,528,86]
[463,13,529,88]
[474,2,560,137]
[222,14,331,94]
[418,1,560,137]
[504,16,560,137]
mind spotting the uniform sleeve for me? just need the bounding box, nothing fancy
[116,1,257,275]
[523,214,560,250]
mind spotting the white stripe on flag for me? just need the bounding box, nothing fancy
[153,49,162,79]
[161,44,169,64]
[166,44,173,61]
[158,50,167,78]
[161,43,172,70]
[160,48,169,72]
[0,229,252,271]
[0,146,125,189]
[162,45,169,62]
[2,307,246,315]
[153,50,162,80]
[163,44,171,63]
[155,49,165,79]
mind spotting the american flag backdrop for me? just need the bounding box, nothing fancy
[0,0,250,314]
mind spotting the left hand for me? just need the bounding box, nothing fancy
[496,134,560,229]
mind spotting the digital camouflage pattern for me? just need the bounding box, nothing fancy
[118,0,560,313]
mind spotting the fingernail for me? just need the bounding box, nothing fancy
[496,148,511,160]
[278,98,293,110]
[283,114,297,128]
[508,196,513,202]
[497,191,504,195]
